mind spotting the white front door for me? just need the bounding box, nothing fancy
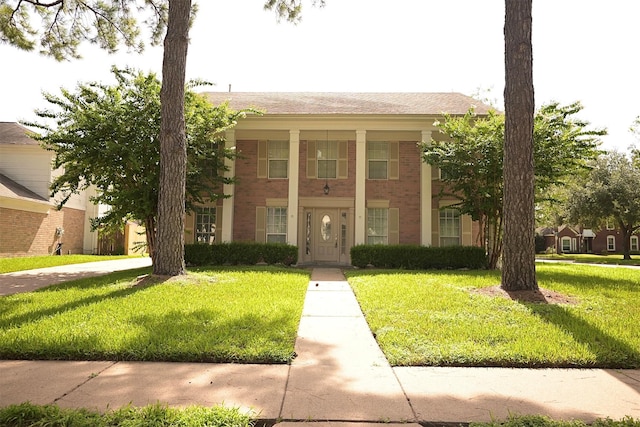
[314,209,339,262]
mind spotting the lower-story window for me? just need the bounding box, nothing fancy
[367,208,388,245]
[631,236,639,252]
[195,206,216,244]
[267,207,287,243]
[439,208,461,246]
[607,235,616,251]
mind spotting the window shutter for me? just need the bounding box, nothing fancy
[255,207,266,243]
[461,214,473,245]
[389,208,399,244]
[389,141,399,180]
[338,140,348,179]
[215,206,222,244]
[307,140,317,178]
[257,140,268,178]
[431,208,440,247]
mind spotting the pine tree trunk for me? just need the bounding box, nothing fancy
[153,0,191,276]
[501,0,538,290]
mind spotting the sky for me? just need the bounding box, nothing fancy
[1,0,639,152]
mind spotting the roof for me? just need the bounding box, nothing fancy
[0,173,48,203]
[0,122,39,145]
[203,92,493,116]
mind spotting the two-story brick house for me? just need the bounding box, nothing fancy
[184,92,491,265]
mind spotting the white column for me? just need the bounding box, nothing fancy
[287,130,300,245]
[83,185,100,254]
[355,130,367,245]
[221,130,236,242]
[421,130,433,246]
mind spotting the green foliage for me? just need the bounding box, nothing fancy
[347,263,640,368]
[185,243,298,266]
[350,244,487,270]
[421,102,604,268]
[0,402,253,427]
[565,152,640,259]
[471,415,640,427]
[25,67,248,255]
[0,254,132,274]
[0,267,309,363]
[0,1,167,60]
[534,234,547,253]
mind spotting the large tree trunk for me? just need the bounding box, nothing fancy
[153,0,192,276]
[501,0,538,290]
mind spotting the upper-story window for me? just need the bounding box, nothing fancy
[317,140,338,179]
[268,141,288,179]
[367,142,388,179]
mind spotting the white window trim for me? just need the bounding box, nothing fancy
[631,236,639,252]
[268,140,289,179]
[195,206,216,244]
[367,141,389,180]
[607,235,616,251]
[367,207,388,245]
[266,207,287,243]
[317,140,338,179]
[439,207,461,247]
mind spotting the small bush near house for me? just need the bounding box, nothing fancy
[350,244,487,269]
[185,242,297,266]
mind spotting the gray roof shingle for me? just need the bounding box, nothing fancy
[204,92,493,116]
[0,122,39,145]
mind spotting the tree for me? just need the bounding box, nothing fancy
[26,67,245,258]
[565,152,640,260]
[421,102,603,269]
[502,0,536,290]
[1,0,308,276]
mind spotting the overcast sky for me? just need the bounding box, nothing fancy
[1,1,638,152]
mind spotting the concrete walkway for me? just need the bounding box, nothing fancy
[1,263,639,424]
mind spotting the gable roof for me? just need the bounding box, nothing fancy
[0,122,39,145]
[0,173,48,203]
[203,92,493,116]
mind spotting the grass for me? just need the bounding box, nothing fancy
[0,404,637,427]
[0,402,253,427]
[0,266,309,363]
[537,253,640,266]
[0,254,135,274]
[346,263,640,368]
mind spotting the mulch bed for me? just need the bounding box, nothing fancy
[473,285,578,305]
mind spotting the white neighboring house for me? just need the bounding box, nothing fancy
[0,122,99,257]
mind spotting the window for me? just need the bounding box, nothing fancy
[268,141,288,179]
[367,208,388,245]
[607,235,616,251]
[195,206,216,244]
[367,142,388,179]
[561,237,572,253]
[631,236,639,252]
[439,208,461,246]
[317,140,338,179]
[606,221,615,230]
[266,207,287,243]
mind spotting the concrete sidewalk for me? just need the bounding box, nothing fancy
[0,257,152,296]
[1,265,639,424]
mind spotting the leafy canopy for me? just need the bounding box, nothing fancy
[421,101,604,268]
[26,67,247,250]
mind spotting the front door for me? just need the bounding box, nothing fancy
[314,209,339,262]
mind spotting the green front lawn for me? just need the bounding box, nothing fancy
[0,255,134,274]
[347,263,640,368]
[0,266,309,363]
[537,253,640,266]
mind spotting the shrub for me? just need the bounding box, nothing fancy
[185,242,297,266]
[350,244,487,269]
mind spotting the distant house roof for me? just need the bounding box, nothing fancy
[0,122,39,145]
[203,92,494,116]
[0,173,48,203]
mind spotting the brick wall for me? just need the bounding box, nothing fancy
[233,140,289,241]
[0,206,85,257]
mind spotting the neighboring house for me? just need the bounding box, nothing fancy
[0,122,99,257]
[536,224,640,255]
[186,92,491,265]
